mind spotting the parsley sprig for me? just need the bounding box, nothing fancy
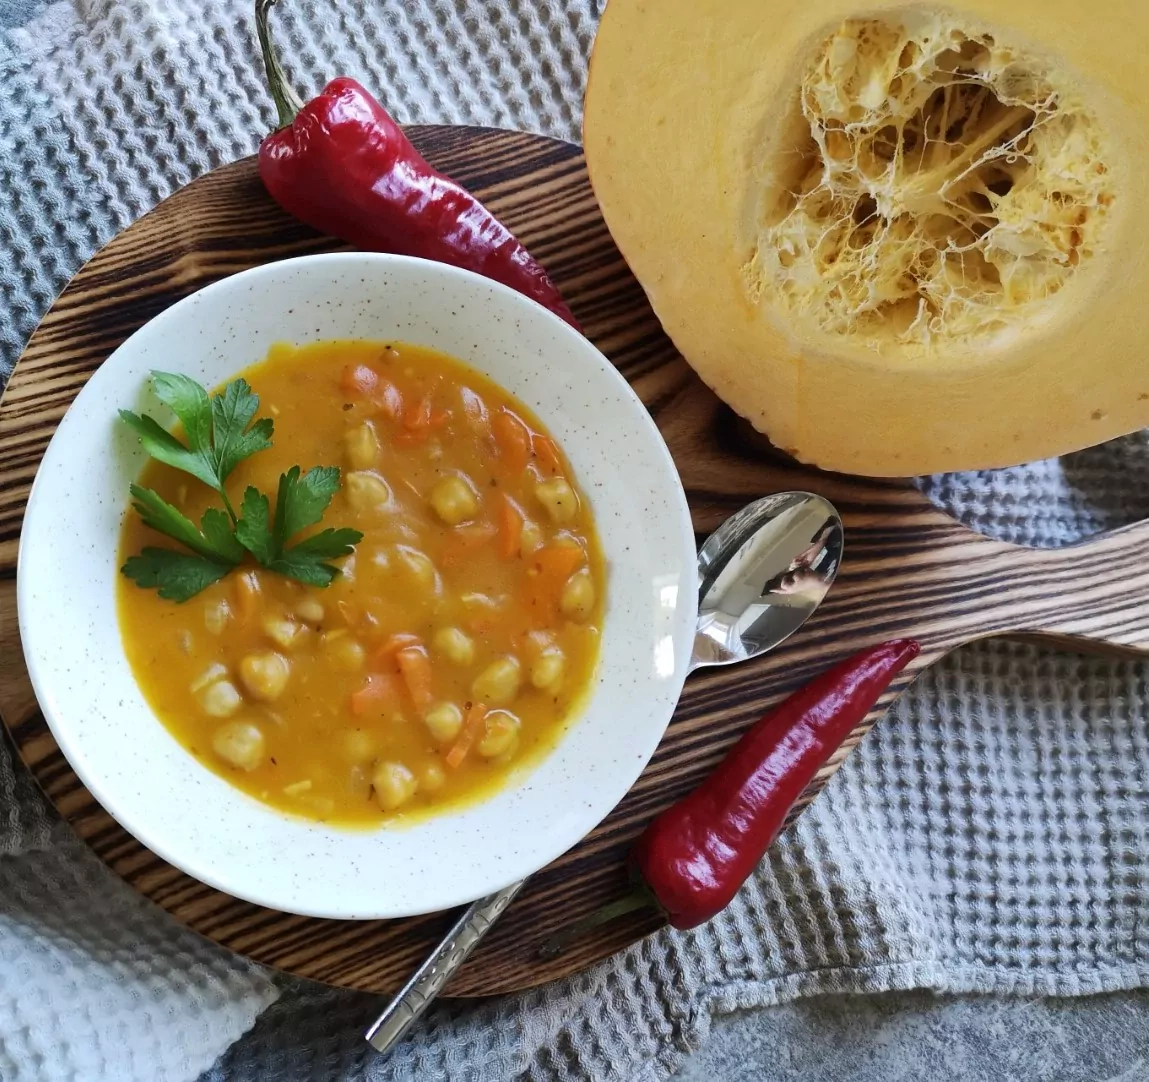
[120,372,363,602]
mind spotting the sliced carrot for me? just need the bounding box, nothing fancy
[349,672,401,716]
[233,570,261,623]
[534,543,584,581]
[445,702,488,769]
[340,363,403,419]
[492,408,532,474]
[394,392,448,445]
[396,646,434,712]
[341,363,379,398]
[459,387,489,432]
[531,433,562,476]
[393,427,429,447]
[404,393,432,430]
[372,632,422,667]
[374,379,404,420]
[524,545,586,626]
[498,493,525,560]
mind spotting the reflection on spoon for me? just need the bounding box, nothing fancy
[691,492,842,671]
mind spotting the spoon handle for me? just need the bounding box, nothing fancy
[365,879,526,1053]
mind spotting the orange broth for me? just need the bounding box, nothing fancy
[116,339,604,825]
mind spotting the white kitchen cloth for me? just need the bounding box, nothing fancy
[3,2,1149,1080]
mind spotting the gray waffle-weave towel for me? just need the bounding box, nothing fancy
[3,2,1149,1079]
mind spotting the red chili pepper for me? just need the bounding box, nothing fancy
[541,638,919,955]
[253,1,579,330]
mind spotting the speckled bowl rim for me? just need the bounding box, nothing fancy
[16,253,698,919]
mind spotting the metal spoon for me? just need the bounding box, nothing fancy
[365,491,843,1054]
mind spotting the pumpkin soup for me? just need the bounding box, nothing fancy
[116,339,604,824]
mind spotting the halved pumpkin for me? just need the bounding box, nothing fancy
[584,0,1149,476]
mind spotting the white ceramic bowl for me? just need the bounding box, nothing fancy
[17,253,696,919]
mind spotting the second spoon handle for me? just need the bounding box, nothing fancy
[364,879,526,1053]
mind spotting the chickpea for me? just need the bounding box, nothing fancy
[531,647,566,690]
[429,474,479,526]
[424,701,464,743]
[519,519,543,557]
[433,626,475,666]
[461,592,508,615]
[421,763,447,793]
[394,545,438,591]
[211,720,266,771]
[346,471,392,513]
[345,421,380,470]
[262,614,307,651]
[472,656,522,707]
[203,599,232,635]
[190,663,228,694]
[341,729,377,763]
[238,651,291,702]
[198,678,243,719]
[322,632,366,671]
[561,569,596,622]
[295,597,325,624]
[535,478,578,524]
[373,761,418,812]
[478,710,521,759]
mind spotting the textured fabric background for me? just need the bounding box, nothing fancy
[2,2,1149,1080]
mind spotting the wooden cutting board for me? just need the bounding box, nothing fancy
[4,126,1149,998]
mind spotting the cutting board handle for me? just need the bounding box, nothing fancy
[1004,518,1149,657]
[838,512,1149,664]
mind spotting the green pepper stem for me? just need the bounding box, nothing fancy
[537,885,658,960]
[255,0,305,128]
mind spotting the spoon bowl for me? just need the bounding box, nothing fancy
[692,492,842,671]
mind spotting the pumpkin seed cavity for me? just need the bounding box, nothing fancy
[743,12,1116,350]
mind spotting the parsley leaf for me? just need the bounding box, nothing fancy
[236,468,363,586]
[234,487,274,565]
[118,411,220,492]
[120,372,274,500]
[129,485,245,564]
[151,372,214,458]
[121,548,234,602]
[199,507,248,564]
[269,528,363,587]
[272,466,341,551]
[120,372,360,601]
[210,379,274,482]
